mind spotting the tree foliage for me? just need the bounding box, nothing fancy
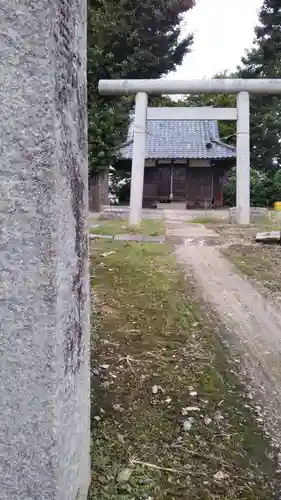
[88,0,194,175]
[181,72,236,144]
[236,0,281,171]
[224,167,281,207]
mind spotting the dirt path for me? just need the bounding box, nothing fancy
[164,210,281,443]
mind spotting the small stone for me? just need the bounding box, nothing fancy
[213,411,224,421]
[117,433,125,444]
[101,251,116,257]
[113,403,124,412]
[213,470,227,481]
[181,406,200,415]
[140,478,154,485]
[183,418,194,431]
[117,468,132,483]
[151,385,164,394]
[101,381,110,388]
[203,417,212,426]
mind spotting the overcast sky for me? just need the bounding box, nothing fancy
[167,0,263,80]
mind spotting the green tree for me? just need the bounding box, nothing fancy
[236,0,281,171]
[180,72,237,143]
[88,0,194,210]
[223,167,281,207]
[148,95,182,107]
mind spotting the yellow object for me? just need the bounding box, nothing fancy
[274,202,281,211]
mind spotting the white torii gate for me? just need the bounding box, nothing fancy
[99,78,281,225]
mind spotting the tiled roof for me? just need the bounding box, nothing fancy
[120,118,236,160]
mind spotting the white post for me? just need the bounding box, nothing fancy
[170,166,174,200]
[129,92,148,225]
[236,91,250,224]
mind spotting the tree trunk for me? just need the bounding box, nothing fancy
[89,171,109,212]
[100,170,109,205]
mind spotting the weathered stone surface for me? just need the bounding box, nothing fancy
[0,2,90,499]
[256,231,281,244]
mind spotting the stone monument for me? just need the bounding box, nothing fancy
[0,1,90,499]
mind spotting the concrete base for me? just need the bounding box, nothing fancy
[229,207,269,224]
[256,231,281,244]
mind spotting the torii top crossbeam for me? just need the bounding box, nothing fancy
[99,78,281,95]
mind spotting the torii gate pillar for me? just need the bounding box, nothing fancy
[236,91,250,225]
[129,92,148,225]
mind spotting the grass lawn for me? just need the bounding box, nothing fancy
[90,218,165,237]
[89,240,279,500]
[190,213,280,228]
[221,244,281,296]
[189,216,226,225]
